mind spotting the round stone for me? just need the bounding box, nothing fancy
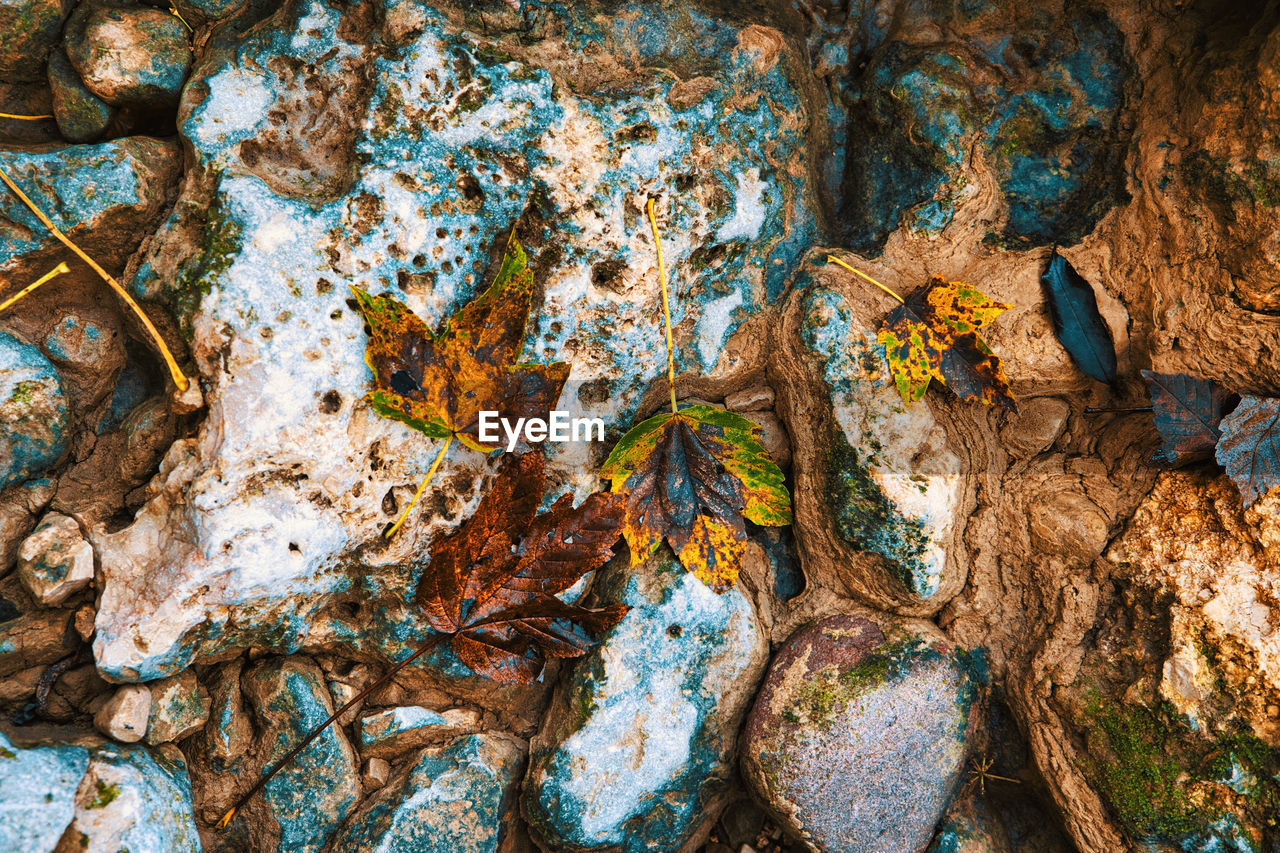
[48,49,116,144]
[65,3,192,109]
[0,0,67,82]
[0,331,68,491]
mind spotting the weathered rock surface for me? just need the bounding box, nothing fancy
[48,49,116,144]
[57,741,201,853]
[0,331,67,492]
[331,732,524,853]
[0,729,89,851]
[525,553,769,852]
[145,668,210,745]
[17,512,94,605]
[741,613,975,853]
[357,705,480,759]
[94,683,151,743]
[0,0,67,82]
[64,2,193,109]
[0,607,75,678]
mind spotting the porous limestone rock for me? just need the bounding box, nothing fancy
[0,332,67,492]
[524,553,768,852]
[0,729,89,851]
[144,668,210,745]
[47,49,116,144]
[93,683,151,743]
[357,705,481,759]
[0,0,68,82]
[64,1,193,108]
[17,513,94,605]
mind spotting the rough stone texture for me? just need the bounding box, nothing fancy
[0,728,90,851]
[94,683,151,743]
[64,2,193,108]
[48,49,116,144]
[144,668,210,745]
[0,477,55,577]
[17,512,94,605]
[741,613,975,853]
[0,606,75,678]
[525,553,769,852]
[0,0,67,82]
[357,705,481,759]
[94,0,818,681]
[330,732,524,853]
[56,741,201,853]
[0,331,67,492]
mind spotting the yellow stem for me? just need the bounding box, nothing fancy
[826,255,905,304]
[0,113,54,121]
[169,3,193,32]
[646,197,678,414]
[0,162,190,392]
[0,262,70,313]
[384,435,452,539]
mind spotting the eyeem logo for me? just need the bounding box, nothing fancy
[478,411,606,452]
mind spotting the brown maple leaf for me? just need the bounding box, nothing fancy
[350,235,569,452]
[418,451,629,682]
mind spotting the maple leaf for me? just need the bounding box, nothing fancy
[877,275,1015,408]
[1142,370,1233,465]
[416,451,629,683]
[599,404,791,593]
[1215,396,1280,507]
[350,236,569,452]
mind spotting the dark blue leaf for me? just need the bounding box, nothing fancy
[1142,370,1232,465]
[1040,251,1117,384]
[1215,396,1280,506]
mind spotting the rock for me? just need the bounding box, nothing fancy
[750,409,791,471]
[525,554,768,852]
[64,2,192,109]
[145,668,209,744]
[357,705,481,759]
[741,613,976,853]
[1027,487,1110,564]
[362,756,390,789]
[236,655,360,852]
[0,331,67,492]
[58,741,201,852]
[927,797,1013,853]
[94,0,818,680]
[43,312,125,386]
[47,49,116,144]
[73,604,95,641]
[0,729,89,851]
[1001,397,1070,459]
[0,0,68,82]
[94,683,151,743]
[0,477,56,576]
[175,0,246,22]
[725,385,775,413]
[17,513,94,605]
[0,608,75,678]
[330,733,524,853]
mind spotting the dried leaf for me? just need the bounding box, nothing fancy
[417,452,628,683]
[1040,250,1117,384]
[1215,396,1280,506]
[599,404,791,592]
[877,276,1015,408]
[1142,370,1232,465]
[351,235,569,452]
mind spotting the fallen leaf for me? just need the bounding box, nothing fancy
[877,276,1015,408]
[1216,396,1280,506]
[351,235,569,452]
[417,451,628,683]
[599,403,791,592]
[1142,370,1233,465]
[1041,250,1117,384]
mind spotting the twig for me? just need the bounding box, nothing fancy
[216,634,446,830]
[0,162,190,392]
[645,197,678,414]
[169,3,194,32]
[826,255,905,304]
[0,113,54,121]
[0,262,69,313]
[384,435,452,539]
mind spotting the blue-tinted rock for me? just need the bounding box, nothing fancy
[0,729,89,851]
[94,0,818,682]
[61,741,201,852]
[176,0,247,22]
[331,733,524,853]
[17,512,93,605]
[357,705,480,759]
[741,612,976,853]
[0,330,67,491]
[97,360,154,433]
[48,49,116,143]
[145,668,210,745]
[0,0,67,82]
[524,554,768,852]
[238,655,359,852]
[0,137,182,273]
[64,2,192,109]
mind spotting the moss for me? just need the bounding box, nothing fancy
[86,779,121,810]
[826,427,930,594]
[791,638,941,729]
[0,745,15,759]
[171,180,243,338]
[8,379,44,407]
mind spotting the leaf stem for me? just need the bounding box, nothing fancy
[169,3,193,32]
[215,634,446,831]
[646,197,678,414]
[825,255,905,304]
[0,113,54,121]
[0,162,190,392]
[0,262,70,313]
[1084,406,1152,414]
[384,435,452,539]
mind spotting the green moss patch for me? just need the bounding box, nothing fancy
[86,779,121,810]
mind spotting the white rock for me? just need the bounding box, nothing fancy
[94,684,151,743]
[17,513,94,606]
[362,757,390,789]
